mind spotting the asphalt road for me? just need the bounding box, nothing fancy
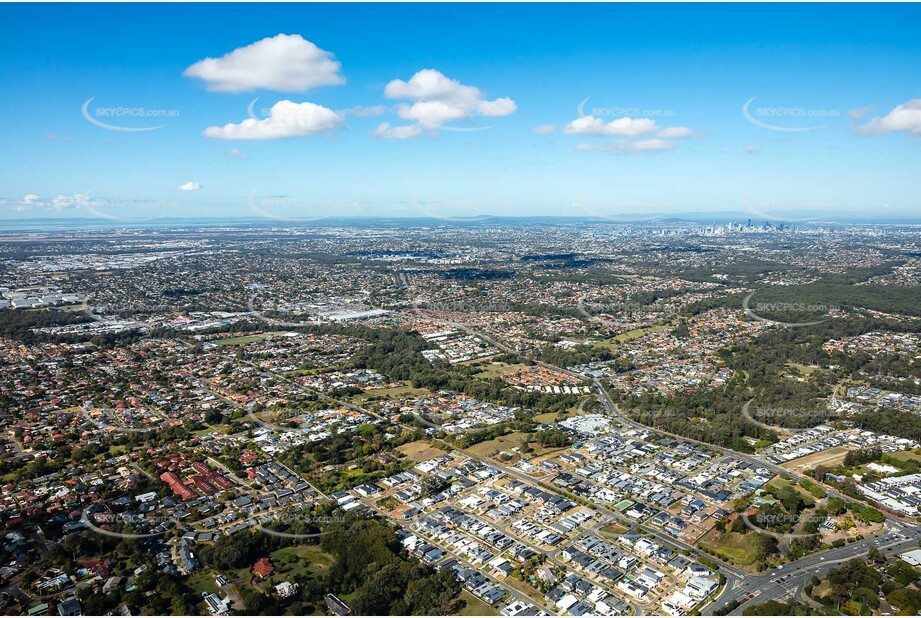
[708,519,921,615]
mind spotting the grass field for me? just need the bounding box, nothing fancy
[467,432,531,458]
[270,544,334,578]
[780,445,851,474]
[599,523,628,539]
[192,424,229,437]
[357,384,430,400]
[502,575,543,602]
[533,406,587,424]
[466,431,566,461]
[397,440,449,462]
[765,476,817,501]
[284,365,339,377]
[883,450,921,465]
[785,362,821,376]
[376,496,401,512]
[471,361,531,379]
[227,566,257,594]
[594,323,670,350]
[457,591,499,616]
[187,569,221,595]
[213,333,274,346]
[698,528,760,567]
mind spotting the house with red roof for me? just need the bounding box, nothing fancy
[252,557,274,579]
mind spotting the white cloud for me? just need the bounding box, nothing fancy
[577,139,675,153]
[630,138,675,151]
[5,193,89,211]
[381,69,516,135]
[849,106,873,122]
[857,99,921,136]
[532,124,556,135]
[2,194,40,212]
[576,143,610,152]
[385,69,477,101]
[203,100,342,140]
[184,34,345,93]
[564,115,659,137]
[373,122,424,140]
[657,126,701,139]
[226,148,245,158]
[178,181,201,192]
[398,100,468,126]
[341,105,389,118]
[476,97,517,117]
[51,192,91,210]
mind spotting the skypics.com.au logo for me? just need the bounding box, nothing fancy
[742,291,836,327]
[742,97,840,132]
[82,97,179,132]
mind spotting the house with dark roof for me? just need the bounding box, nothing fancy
[56,599,81,617]
[324,594,351,616]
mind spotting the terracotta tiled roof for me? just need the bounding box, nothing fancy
[252,557,274,578]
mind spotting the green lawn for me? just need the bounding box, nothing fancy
[467,432,565,460]
[187,569,221,595]
[533,408,586,424]
[356,384,430,400]
[785,362,820,376]
[698,529,760,566]
[599,523,628,539]
[213,333,275,346]
[270,544,335,579]
[884,450,921,465]
[457,591,499,616]
[284,365,341,377]
[594,323,670,350]
[472,361,531,379]
[765,476,815,501]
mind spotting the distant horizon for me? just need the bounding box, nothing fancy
[2,209,921,233]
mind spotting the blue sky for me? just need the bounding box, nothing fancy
[1,3,920,222]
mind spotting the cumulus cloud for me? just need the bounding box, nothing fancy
[532,124,556,135]
[564,115,659,137]
[397,100,467,126]
[4,192,178,216]
[857,99,921,136]
[341,105,389,118]
[577,139,675,153]
[380,69,516,136]
[2,194,41,212]
[184,34,345,93]
[564,114,701,153]
[630,138,675,151]
[373,122,424,140]
[657,126,701,139]
[178,181,201,192]
[203,100,342,139]
[51,192,91,210]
